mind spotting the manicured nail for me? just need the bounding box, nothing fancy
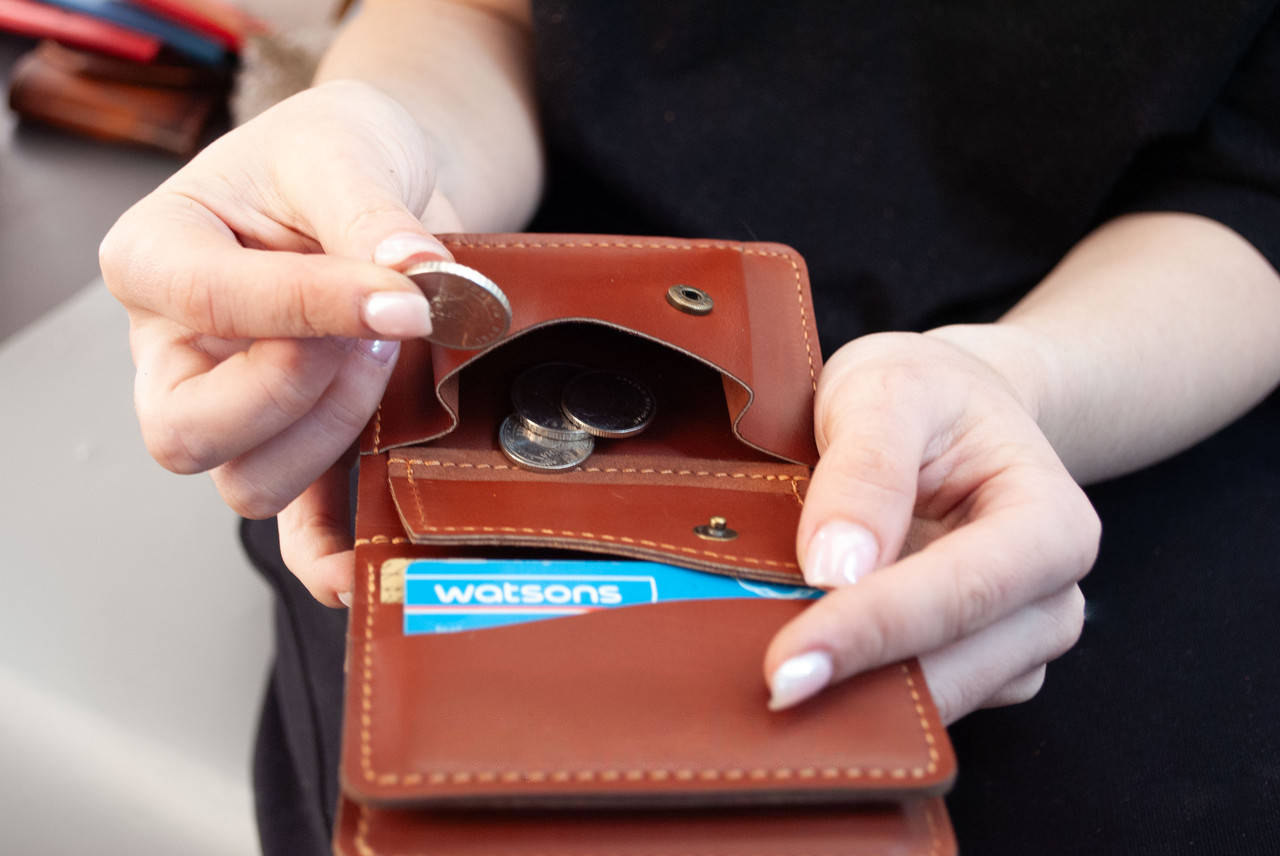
[337,591,353,608]
[803,521,879,587]
[372,232,452,268]
[356,339,400,366]
[362,292,432,337]
[768,650,834,711]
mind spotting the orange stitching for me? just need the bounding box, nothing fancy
[405,467,427,538]
[924,791,942,856]
[389,457,809,483]
[745,247,817,392]
[360,562,377,783]
[444,239,746,251]
[353,803,376,856]
[355,537,935,783]
[399,521,799,570]
[353,535,412,546]
[357,557,937,785]
[371,403,383,452]
[439,237,820,394]
[903,664,942,776]
[789,479,805,508]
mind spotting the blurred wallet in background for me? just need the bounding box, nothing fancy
[338,235,959,855]
[7,39,226,155]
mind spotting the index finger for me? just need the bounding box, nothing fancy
[100,192,432,340]
[764,468,1099,703]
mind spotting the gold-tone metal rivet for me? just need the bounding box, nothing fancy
[694,515,738,541]
[666,284,713,315]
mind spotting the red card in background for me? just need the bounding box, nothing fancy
[129,0,267,50]
[0,0,161,62]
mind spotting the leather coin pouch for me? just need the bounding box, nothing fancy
[336,235,957,855]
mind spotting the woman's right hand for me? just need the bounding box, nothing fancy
[100,80,463,606]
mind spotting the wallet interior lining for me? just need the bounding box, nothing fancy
[445,321,777,462]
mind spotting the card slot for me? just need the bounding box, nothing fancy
[343,540,955,810]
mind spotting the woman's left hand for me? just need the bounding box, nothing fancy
[765,330,1100,723]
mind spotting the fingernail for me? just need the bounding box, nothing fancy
[362,292,432,337]
[337,591,353,608]
[768,650,834,711]
[356,338,400,365]
[372,232,452,268]
[803,521,879,587]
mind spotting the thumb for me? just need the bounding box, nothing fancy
[796,363,930,588]
[288,136,458,269]
[311,177,458,272]
[296,162,462,338]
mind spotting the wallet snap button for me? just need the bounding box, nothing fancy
[694,516,738,540]
[666,284,714,315]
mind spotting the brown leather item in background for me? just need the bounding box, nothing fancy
[32,39,230,89]
[7,41,221,156]
[336,235,958,855]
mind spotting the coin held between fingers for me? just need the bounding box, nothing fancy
[405,260,512,350]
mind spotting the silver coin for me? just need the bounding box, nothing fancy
[511,363,592,441]
[560,371,656,439]
[404,260,512,350]
[499,414,594,472]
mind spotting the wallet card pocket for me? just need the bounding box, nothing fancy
[344,525,955,809]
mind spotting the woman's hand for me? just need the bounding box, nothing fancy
[100,80,462,606]
[765,331,1100,723]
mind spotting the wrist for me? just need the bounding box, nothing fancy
[923,322,1061,430]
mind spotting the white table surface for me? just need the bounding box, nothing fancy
[0,282,273,855]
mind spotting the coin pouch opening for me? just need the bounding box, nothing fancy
[359,235,824,582]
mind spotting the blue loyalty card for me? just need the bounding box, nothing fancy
[402,558,822,635]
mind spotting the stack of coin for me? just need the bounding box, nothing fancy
[499,362,657,472]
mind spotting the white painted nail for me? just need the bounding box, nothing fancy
[337,591,353,608]
[372,232,452,268]
[355,338,400,366]
[768,650,834,711]
[362,292,432,338]
[803,521,879,587]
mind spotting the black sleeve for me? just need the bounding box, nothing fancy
[1107,8,1280,272]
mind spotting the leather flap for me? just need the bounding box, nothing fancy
[360,235,821,467]
[386,448,810,583]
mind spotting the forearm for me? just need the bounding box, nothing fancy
[929,212,1280,485]
[315,0,542,231]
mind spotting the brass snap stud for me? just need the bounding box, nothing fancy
[666,284,714,316]
[694,515,738,541]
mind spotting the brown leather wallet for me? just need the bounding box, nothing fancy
[7,41,223,156]
[335,235,958,855]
